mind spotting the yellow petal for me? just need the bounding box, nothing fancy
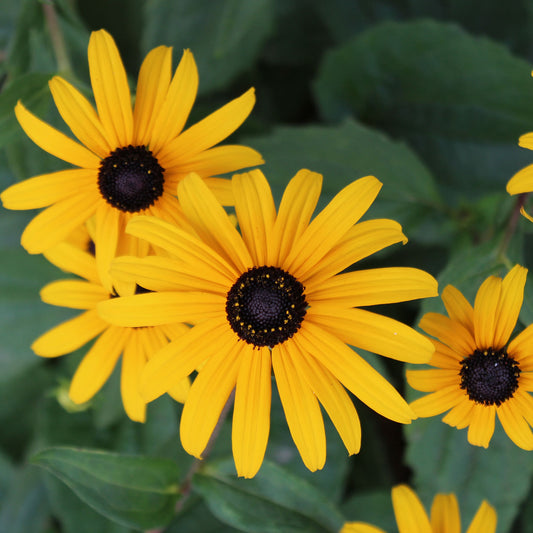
[44,241,99,284]
[94,203,121,293]
[509,323,533,364]
[493,265,527,349]
[519,131,533,149]
[49,76,111,157]
[405,369,458,392]
[41,280,109,309]
[32,309,107,357]
[429,339,464,369]
[1,169,95,210]
[466,501,497,533]
[419,312,475,357]
[391,485,432,533]
[69,325,129,404]
[14,101,100,169]
[341,523,386,533]
[409,386,463,418]
[233,169,276,265]
[442,396,474,429]
[496,399,533,450]
[273,343,326,472]
[133,45,172,146]
[20,191,100,254]
[308,267,437,307]
[178,173,253,273]
[507,163,533,195]
[88,29,133,148]
[269,169,322,266]
[121,329,147,422]
[430,494,460,533]
[284,176,382,281]
[180,340,242,458]
[159,87,256,164]
[467,403,495,448]
[441,284,474,332]
[150,49,198,153]
[295,321,415,423]
[473,275,501,350]
[308,306,434,364]
[232,345,271,478]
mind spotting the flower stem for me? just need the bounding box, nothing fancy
[498,193,527,261]
[42,1,71,74]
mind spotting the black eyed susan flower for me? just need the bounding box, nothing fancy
[98,169,438,478]
[407,265,533,449]
[1,29,263,292]
[34,231,190,422]
[341,484,497,533]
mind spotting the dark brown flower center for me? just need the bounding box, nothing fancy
[460,348,520,406]
[98,145,164,213]
[225,266,307,347]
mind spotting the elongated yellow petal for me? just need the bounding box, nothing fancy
[20,191,100,254]
[289,343,361,454]
[430,494,460,533]
[133,45,172,146]
[284,176,382,281]
[467,403,495,448]
[391,485,432,533]
[141,318,232,402]
[473,275,501,350]
[88,29,133,148]
[180,340,242,458]
[32,309,107,357]
[405,369,458,392]
[304,219,407,290]
[507,163,533,194]
[419,312,475,357]
[41,280,109,309]
[44,242,99,284]
[269,169,322,266]
[273,343,326,472]
[408,386,463,418]
[98,291,224,327]
[15,101,101,169]
[466,501,497,533]
[94,203,121,293]
[69,325,129,404]
[509,323,533,363]
[1,169,95,210]
[178,173,253,272]
[497,399,533,450]
[232,345,271,478]
[441,284,474,332]
[308,306,434,364]
[428,339,464,368]
[150,49,198,153]
[121,329,147,422]
[442,396,474,429]
[49,76,111,157]
[493,265,527,349]
[308,267,437,307]
[159,88,256,164]
[233,169,275,266]
[295,322,415,423]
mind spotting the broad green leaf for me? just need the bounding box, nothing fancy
[314,20,533,203]
[31,447,180,530]
[244,120,446,245]
[142,0,275,94]
[193,458,344,533]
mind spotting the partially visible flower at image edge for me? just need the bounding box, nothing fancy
[34,232,190,422]
[341,484,497,533]
[0,28,262,292]
[407,265,533,449]
[98,168,438,478]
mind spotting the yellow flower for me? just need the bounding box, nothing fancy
[341,484,497,533]
[34,231,190,422]
[98,169,437,478]
[1,29,262,291]
[407,265,533,449]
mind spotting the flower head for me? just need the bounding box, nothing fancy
[99,169,438,477]
[1,29,262,291]
[407,265,533,449]
[341,484,497,533]
[34,230,190,422]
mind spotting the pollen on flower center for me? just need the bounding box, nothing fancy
[98,145,165,213]
[225,266,308,348]
[460,348,521,406]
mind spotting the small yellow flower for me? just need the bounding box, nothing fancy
[407,265,533,449]
[99,168,438,477]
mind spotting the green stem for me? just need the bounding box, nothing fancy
[42,1,71,74]
[498,193,527,262]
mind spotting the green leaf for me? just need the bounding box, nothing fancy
[31,447,180,530]
[313,20,533,203]
[340,489,395,532]
[142,0,275,94]
[244,120,446,245]
[193,458,344,533]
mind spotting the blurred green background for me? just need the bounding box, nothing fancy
[2,0,533,531]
